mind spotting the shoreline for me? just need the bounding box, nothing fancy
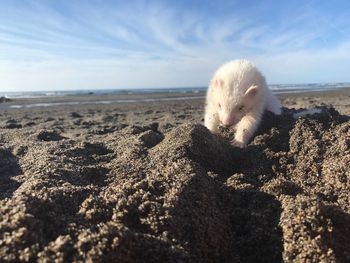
[1,87,350,110]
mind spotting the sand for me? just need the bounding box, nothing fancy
[0,89,350,262]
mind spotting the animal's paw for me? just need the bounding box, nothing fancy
[230,139,246,148]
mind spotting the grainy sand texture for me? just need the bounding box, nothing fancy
[0,89,350,262]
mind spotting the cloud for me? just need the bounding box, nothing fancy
[255,41,350,83]
[0,0,349,91]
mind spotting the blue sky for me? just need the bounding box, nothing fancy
[0,0,349,91]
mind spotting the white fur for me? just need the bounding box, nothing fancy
[293,108,322,118]
[204,59,282,148]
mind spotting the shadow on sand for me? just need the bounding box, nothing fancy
[0,147,22,200]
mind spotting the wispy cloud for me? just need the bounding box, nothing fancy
[0,0,349,91]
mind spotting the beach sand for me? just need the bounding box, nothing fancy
[0,89,350,262]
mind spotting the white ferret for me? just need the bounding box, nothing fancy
[204,59,282,148]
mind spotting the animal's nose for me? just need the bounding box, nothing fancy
[221,119,234,127]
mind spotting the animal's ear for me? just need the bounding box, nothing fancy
[213,78,224,88]
[244,85,259,97]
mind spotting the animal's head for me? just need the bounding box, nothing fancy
[211,78,261,127]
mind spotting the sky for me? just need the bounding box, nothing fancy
[0,0,350,92]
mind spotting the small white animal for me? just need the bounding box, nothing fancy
[204,59,282,148]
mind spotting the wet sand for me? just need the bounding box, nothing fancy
[0,88,350,262]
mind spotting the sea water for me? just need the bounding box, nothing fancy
[0,83,349,109]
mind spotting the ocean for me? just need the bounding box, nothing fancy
[1,83,349,99]
[0,87,205,99]
[0,83,349,109]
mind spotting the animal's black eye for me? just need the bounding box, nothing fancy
[238,105,244,111]
[218,103,221,109]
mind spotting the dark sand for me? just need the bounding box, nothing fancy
[0,89,350,262]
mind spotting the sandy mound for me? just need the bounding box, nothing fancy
[0,106,350,262]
